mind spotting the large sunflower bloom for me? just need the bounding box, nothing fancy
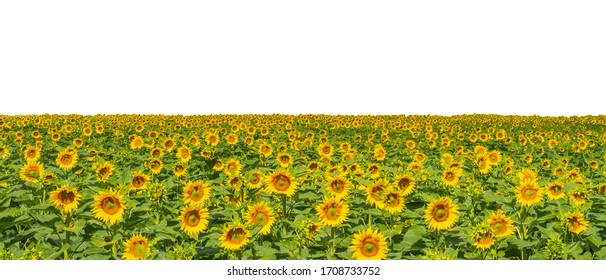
[122,235,151,260]
[349,228,388,260]
[92,189,127,225]
[565,212,589,234]
[49,186,82,214]
[424,197,459,231]
[264,169,298,197]
[177,205,210,237]
[182,180,211,205]
[219,224,250,250]
[487,209,515,237]
[316,197,349,227]
[245,201,276,235]
[515,179,543,207]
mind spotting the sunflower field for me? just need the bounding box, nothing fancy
[1,114,606,260]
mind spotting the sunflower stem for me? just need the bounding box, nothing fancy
[330,226,336,259]
[64,213,71,260]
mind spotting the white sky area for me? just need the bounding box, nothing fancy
[1,1,605,116]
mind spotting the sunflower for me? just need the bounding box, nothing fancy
[424,197,459,231]
[475,154,491,174]
[517,168,537,182]
[394,174,415,196]
[150,147,164,158]
[177,205,210,237]
[182,180,211,205]
[366,179,389,208]
[176,146,192,163]
[19,161,44,183]
[487,209,515,237]
[570,190,587,206]
[245,201,276,235]
[565,212,589,234]
[23,146,40,162]
[325,175,351,200]
[49,186,82,214]
[130,136,144,150]
[122,235,151,260]
[163,138,176,151]
[56,147,78,171]
[472,227,495,250]
[441,167,462,187]
[149,158,163,175]
[259,143,273,158]
[373,144,386,161]
[201,132,218,147]
[317,143,334,158]
[316,197,349,227]
[367,163,380,179]
[264,169,298,197]
[382,189,405,214]
[227,176,243,190]
[212,159,224,171]
[304,221,323,240]
[276,153,292,168]
[92,189,126,225]
[226,133,238,145]
[224,159,242,176]
[515,179,543,207]
[95,162,114,182]
[0,146,10,159]
[545,182,565,200]
[173,163,187,177]
[219,224,250,250]
[246,170,263,189]
[131,171,150,191]
[349,228,388,260]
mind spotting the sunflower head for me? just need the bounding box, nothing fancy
[19,161,44,183]
[219,224,250,250]
[325,175,351,199]
[394,174,415,197]
[49,186,82,214]
[382,189,405,214]
[565,212,589,234]
[424,197,459,231]
[178,205,210,237]
[264,169,297,197]
[224,159,242,176]
[315,197,349,227]
[515,179,543,207]
[545,182,565,200]
[122,235,152,260]
[92,189,127,225]
[176,146,192,163]
[245,201,276,236]
[487,209,515,237]
[183,180,211,205]
[349,228,388,260]
[472,225,495,250]
[131,171,150,191]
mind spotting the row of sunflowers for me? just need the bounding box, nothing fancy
[1,114,606,260]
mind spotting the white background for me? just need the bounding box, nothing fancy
[1,1,605,280]
[1,1,605,116]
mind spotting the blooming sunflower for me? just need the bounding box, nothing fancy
[183,180,211,205]
[23,146,40,162]
[373,144,386,161]
[487,209,515,237]
[565,212,589,234]
[130,136,144,150]
[205,133,220,146]
[56,147,78,171]
[149,158,163,175]
[349,228,388,260]
[224,159,242,176]
[366,179,389,208]
[570,190,587,206]
[95,162,114,182]
[92,189,126,225]
[219,224,250,250]
[264,169,298,197]
[122,235,151,260]
[441,167,462,187]
[226,133,238,145]
[49,186,82,214]
[19,161,44,183]
[177,205,210,237]
[176,146,192,163]
[212,159,224,171]
[382,189,405,214]
[472,227,495,250]
[517,168,537,182]
[545,182,565,200]
[245,201,276,235]
[316,197,349,227]
[515,179,543,207]
[325,175,351,200]
[173,163,187,177]
[317,143,334,158]
[424,197,459,231]
[394,174,415,197]
[246,170,263,189]
[131,171,150,191]
[259,143,273,158]
[276,153,292,168]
